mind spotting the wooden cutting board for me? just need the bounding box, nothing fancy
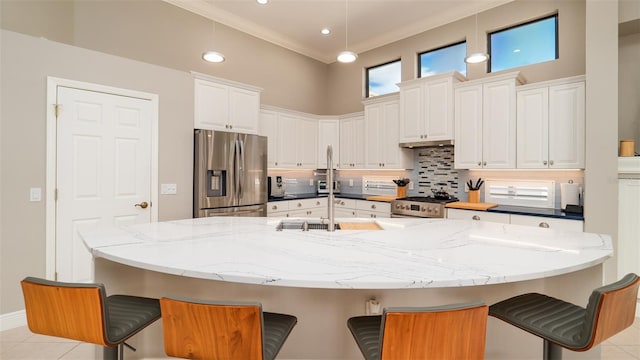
[365,195,397,202]
[339,222,383,230]
[445,202,498,211]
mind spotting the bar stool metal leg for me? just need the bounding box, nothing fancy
[543,340,562,360]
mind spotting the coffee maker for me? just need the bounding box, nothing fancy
[268,176,285,198]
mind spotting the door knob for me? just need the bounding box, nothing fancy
[135,201,149,209]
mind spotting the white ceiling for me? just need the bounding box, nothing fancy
[165,0,513,64]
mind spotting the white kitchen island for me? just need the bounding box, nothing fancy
[81,217,613,359]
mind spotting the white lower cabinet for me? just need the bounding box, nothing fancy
[446,208,583,230]
[268,198,327,218]
[446,209,510,224]
[267,201,289,217]
[269,198,391,219]
[355,200,391,218]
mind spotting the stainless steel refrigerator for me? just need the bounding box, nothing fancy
[194,129,268,217]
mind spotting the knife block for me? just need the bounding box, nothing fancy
[468,190,480,203]
[397,186,407,198]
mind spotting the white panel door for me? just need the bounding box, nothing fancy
[454,85,483,169]
[259,110,279,167]
[194,79,228,130]
[517,87,549,168]
[424,78,453,140]
[317,119,339,168]
[365,104,382,168]
[482,80,517,169]
[229,87,259,134]
[399,83,422,142]
[548,82,585,169]
[56,86,152,282]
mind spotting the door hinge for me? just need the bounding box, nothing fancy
[54,104,61,118]
[54,272,58,281]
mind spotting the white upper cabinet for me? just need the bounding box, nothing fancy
[398,71,465,145]
[454,72,524,169]
[258,110,279,167]
[363,96,413,169]
[317,119,340,169]
[339,113,365,169]
[193,73,262,134]
[517,76,585,169]
[259,107,317,169]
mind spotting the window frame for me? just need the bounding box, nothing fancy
[417,40,467,78]
[488,14,559,73]
[365,58,402,98]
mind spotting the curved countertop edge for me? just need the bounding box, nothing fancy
[82,217,613,290]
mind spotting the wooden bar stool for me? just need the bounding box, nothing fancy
[160,296,297,360]
[21,276,161,360]
[489,273,639,360]
[347,302,488,360]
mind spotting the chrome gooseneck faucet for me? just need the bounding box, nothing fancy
[327,145,335,232]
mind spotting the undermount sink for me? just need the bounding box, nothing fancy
[276,220,340,231]
[275,220,383,231]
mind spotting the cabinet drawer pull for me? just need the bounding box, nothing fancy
[371,204,376,209]
[549,160,554,166]
[539,222,550,228]
[543,160,548,165]
[483,161,487,166]
[472,215,481,221]
[477,162,482,166]
[316,201,320,205]
[272,205,278,210]
[297,203,302,207]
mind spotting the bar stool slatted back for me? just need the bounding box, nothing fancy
[348,302,488,360]
[21,277,161,360]
[160,296,297,360]
[489,273,639,360]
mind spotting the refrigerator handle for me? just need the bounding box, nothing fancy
[239,138,245,199]
[234,139,241,199]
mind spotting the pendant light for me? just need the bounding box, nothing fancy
[202,21,225,63]
[337,0,357,63]
[465,14,489,64]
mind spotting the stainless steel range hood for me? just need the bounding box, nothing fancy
[399,139,454,148]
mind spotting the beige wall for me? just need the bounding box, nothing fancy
[584,0,619,284]
[326,0,586,114]
[0,0,329,114]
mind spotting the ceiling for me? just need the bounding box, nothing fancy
[165,0,513,64]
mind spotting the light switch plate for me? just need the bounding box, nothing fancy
[30,187,42,202]
[161,183,177,195]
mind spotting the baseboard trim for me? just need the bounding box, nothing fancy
[0,310,27,331]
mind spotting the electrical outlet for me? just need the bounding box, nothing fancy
[309,179,314,186]
[464,182,469,192]
[161,183,177,195]
[408,182,414,190]
[349,179,354,187]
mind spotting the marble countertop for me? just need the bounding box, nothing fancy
[80,217,612,290]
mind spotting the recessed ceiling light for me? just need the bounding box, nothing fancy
[202,51,225,63]
[257,0,268,4]
[513,49,521,53]
[321,28,331,35]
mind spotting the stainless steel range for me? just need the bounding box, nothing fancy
[391,196,459,218]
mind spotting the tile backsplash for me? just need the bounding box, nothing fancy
[415,146,458,196]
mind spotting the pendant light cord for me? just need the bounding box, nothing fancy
[345,0,349,50]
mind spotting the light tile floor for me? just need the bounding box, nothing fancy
[1,317,639,359]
